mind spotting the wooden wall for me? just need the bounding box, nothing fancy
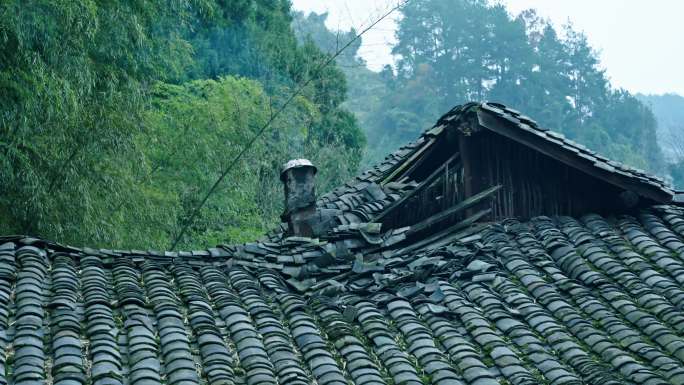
[379,136,466,229]
[379,122,636,232]
[464,130,628,219]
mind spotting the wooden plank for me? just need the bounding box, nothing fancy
[381,137,436,185]
[400,141,437,179]
[406,185,501,235]
[374,152,460,222]
[458,134,473,200]
[391,209,491,257]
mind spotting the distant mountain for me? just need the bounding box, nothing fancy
[637,93,684,163]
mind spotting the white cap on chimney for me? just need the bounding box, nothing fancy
[280,159,317,181]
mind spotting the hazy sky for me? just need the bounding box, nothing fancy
[291,0,684,96]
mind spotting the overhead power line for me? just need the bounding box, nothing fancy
[169,0,407,250]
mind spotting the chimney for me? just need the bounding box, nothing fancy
[280,159,317,237]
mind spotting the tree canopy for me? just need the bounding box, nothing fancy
[1,0,679,250]
[638,93,684,187]
[295,1,665,176]
[0,0,364,248]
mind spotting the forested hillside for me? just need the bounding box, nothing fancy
[294,0,665,177]
[1,1,679,250]
[637,94,684,160]
[0,1,363,248]
[637,93,684,187]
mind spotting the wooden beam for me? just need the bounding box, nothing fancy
[374,152,460,222]
[401,141,437,180]
[458,134,473,200]
[393,210,490,257]
[406,185,501,235]
[381,138,436,185]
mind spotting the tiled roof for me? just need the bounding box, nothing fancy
[3,206,684,385]
[1,102,684,385]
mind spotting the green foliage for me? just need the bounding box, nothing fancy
[0,1,364,248]
[295,2,665,173]
[135,78,276,248]
[386,0,663,173]
[136,77,361,249]
[636,93,684,188]
[292,11,380,165]
[0,0,191,241]
[669,161,684,190]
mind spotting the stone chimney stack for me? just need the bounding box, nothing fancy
[280,159,317,237]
